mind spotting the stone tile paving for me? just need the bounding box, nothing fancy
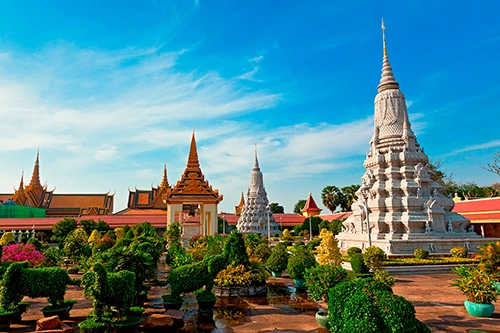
[6,272,500,333]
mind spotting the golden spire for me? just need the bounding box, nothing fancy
[187,130,200,170]
[377,18,399,93]
[159,163,169,189]
[13,171,27,204]
[382,18,387,56]
[29,149,42,190]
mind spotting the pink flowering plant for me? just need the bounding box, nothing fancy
[1,243,43,267]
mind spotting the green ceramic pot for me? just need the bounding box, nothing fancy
[113,317,142,333]
[197,297,217,311]
[0,311,14,330]
[464,300,495,317]
[271,271,282,277]
[41,305,70,319]
[315,309,329,329]
[163,299,183,311]
[294,279,306,288]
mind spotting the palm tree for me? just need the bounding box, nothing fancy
[341,185,361,212]
[321,186,344,213]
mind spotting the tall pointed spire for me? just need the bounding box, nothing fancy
[29,149,42,190]
[13,171,27,204]
[159,163,169,189]
[253,143,260,171]
[377,18,400,92]
[187,130,200,170]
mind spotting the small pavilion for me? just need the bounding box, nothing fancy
[166,132,223,239]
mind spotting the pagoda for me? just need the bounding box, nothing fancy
[237,146,280,235]
[166,131,223,238]
[301,193,322,217]
[0,151,113,217]
[337,20,485,255]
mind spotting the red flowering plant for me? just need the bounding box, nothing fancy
[1,243,43,267]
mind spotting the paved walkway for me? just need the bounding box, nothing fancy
[7,272,500,332]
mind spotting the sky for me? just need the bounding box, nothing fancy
[0,0,499,214]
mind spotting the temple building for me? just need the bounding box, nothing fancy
[0,151,114,217]
[301,193,322,217]
[337,21,488,254]
[237,147,281,235]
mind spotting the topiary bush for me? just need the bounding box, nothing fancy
[315,229,342,266]
[364,246,386,271]
[222,230,250,267]
[373,269,395,287]
[450,247,468,258]
[286,245,316,280]
[350,253,369,274]
[414,248,429,259]
[347,247,362,257]
[305,264,347,301]
[0,232,15,246]
[265,243,289,273]
[327,279,430,333]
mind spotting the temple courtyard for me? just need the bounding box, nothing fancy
[9,269,500,333]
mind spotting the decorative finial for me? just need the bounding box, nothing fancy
[253,143,260,170]
[381,18,387,56]
[187,130,200,169]
[377,18,400,93]
[36,148,40,165]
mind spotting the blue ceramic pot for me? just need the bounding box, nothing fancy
[271,271,282,277]
[464,300,495,317]
[294,279,306,288]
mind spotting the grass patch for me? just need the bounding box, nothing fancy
[381,257,478,266]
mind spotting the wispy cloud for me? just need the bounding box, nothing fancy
[446,139,500,156]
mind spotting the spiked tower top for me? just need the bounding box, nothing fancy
[377,19,400,93]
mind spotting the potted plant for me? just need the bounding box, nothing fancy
[451,265,498,317]
[194,288,217,311]
[476,240,500,291]
[162,294,184,311]
[265,243,289,277]
[286,245,316,288]
[41,303,71,319]
[304,263,348,329]
[0,309,15,330]
[60,299,77,320]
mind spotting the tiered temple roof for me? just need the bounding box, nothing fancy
[0,151,113,217]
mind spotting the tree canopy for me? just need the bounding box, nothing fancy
[269,202,284,214]
[293,199,306,214]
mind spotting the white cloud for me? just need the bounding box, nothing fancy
[446,139,500,156]
[237,66,263,82]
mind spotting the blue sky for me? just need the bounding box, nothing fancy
[0,1,499,213]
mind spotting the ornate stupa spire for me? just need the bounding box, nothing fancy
[338,20,481,255]
[28,149,43,190]
[237,145,281,235]
[378,18,400,93]
[253,143,260,171]
[187,130,201,170]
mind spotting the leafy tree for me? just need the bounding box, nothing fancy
[340,185,361,212]
[321,186,344,213]
[52,218,78,242]
[427,159,457,196]
[319,219,344,235]
[64,228,91,263]
[96,219,110,233]
[484,151,500,176]
[269,202,284,214]
[293,199,306,214]
[79,219,98,236]
[315,229,342,266]
[298,216,323,237]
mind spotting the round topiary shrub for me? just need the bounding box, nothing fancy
[414,248,429,259]
[350,253,369,274]
[363,246,386,271]
[327,279,430,333]
[286,246,316,280]
[450,247,468,258]
[347,247,362,257]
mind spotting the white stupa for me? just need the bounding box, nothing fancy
[237,146,281,235]
[337,20,487,254]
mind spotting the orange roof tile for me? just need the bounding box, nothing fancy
[48,194,111,209]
